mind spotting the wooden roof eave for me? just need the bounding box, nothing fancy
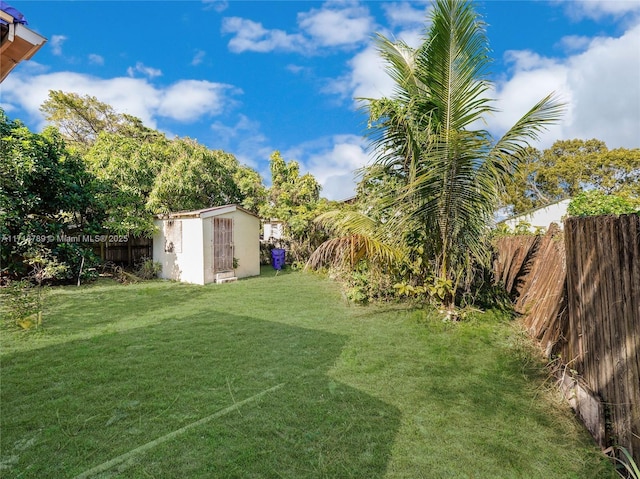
[0,22,47,83]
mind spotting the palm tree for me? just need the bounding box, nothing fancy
[307,208,404,271]
[361,0,564,309]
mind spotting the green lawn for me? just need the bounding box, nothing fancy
[1,268,615,478]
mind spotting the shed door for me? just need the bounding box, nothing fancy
[213,217,234,272]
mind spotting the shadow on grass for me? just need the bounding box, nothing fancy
[1,311,401,479]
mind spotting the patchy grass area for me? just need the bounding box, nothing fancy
[1,268,615,478]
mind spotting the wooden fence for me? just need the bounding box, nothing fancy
[494,215,640,464]
[92,237,152,266]
[564,215,640,463]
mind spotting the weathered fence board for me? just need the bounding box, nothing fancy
[495,214,640,464]
[493,235,539,294]
[92,237,152,265]
[493,225,567,357]
[565,215,640,463]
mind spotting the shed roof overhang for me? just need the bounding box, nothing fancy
[0,7,47,83]
[155,204,261,221]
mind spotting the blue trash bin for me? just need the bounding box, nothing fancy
[271,248,286,270]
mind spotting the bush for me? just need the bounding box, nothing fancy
[338,262,396,305]
[1,279,45,330]
[53,244,100,283]
[134,257,162,280]
[568,191,640,217]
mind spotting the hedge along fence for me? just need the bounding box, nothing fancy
[493,215,640,464]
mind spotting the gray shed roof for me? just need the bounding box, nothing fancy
[155,204,260,220]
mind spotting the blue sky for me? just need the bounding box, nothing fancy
[2,0,639,200]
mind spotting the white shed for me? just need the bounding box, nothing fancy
[263,220,284,241]
[503,199,571,232]
[153,205,260,285]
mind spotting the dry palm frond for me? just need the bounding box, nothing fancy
[307,208,405,270]
[306,233,404,271]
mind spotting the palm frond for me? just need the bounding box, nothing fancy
[491,92,566,161]
[423,0,495,132]
[307,209,405,270]
[306,234,404,271]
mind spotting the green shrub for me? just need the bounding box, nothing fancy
[1,279,45,330]
[340,262,396,305]
[608,446,639,479]
[134,257,162,280]
[568,191,640,217]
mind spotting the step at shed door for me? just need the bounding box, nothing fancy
[213,217,234,272]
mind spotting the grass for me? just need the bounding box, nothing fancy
[1,267,616,478]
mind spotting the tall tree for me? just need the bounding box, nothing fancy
[83,131,168,236]
[40,90,153,150]
[261,151,323,237]
[44,91,267,234]
[502,139,640,214]
[261,151,332,261]
[147,138,246,214]
[0,109,103,279]
[361,0,564,308]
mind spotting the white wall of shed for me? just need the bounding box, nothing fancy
[504,199,571,232]
[153,217,205,284]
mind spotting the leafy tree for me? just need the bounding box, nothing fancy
[40,90,154,150]
[501,147,554,213]
[590,147,640,195]
[541,138,607,198]
[83,131,168,236]
[233,166,267,214]
[347,0,563,308]
[76,119,265,237]
[42,90,267,228]
[502,139,640,214]
[261,151,332,261]
[147,138,245,213]
[0,109,103,280]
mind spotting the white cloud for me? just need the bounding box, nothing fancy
[127,61,162,78]
[158,80,237,121]
[560,0,640,20]
[298,3,374,47]
[202,0,228,13]
[50,35,67,56]
[326,33,420,107]
[191,50,206,66]
[489,57,571,147]
[2,73,161,127]
[491,21,640,149]
[562,23,640,147]
[324,17,425,107]
[556,35,592,53]
[283,134,371,200]
[286,64,307,75]
[346,42,398,101]
[222,1,374,54]
[222,17,308,53]
[503,50,559,71]
[1,71,239,129]
[381,2,431,30]
[88,54,104,65]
